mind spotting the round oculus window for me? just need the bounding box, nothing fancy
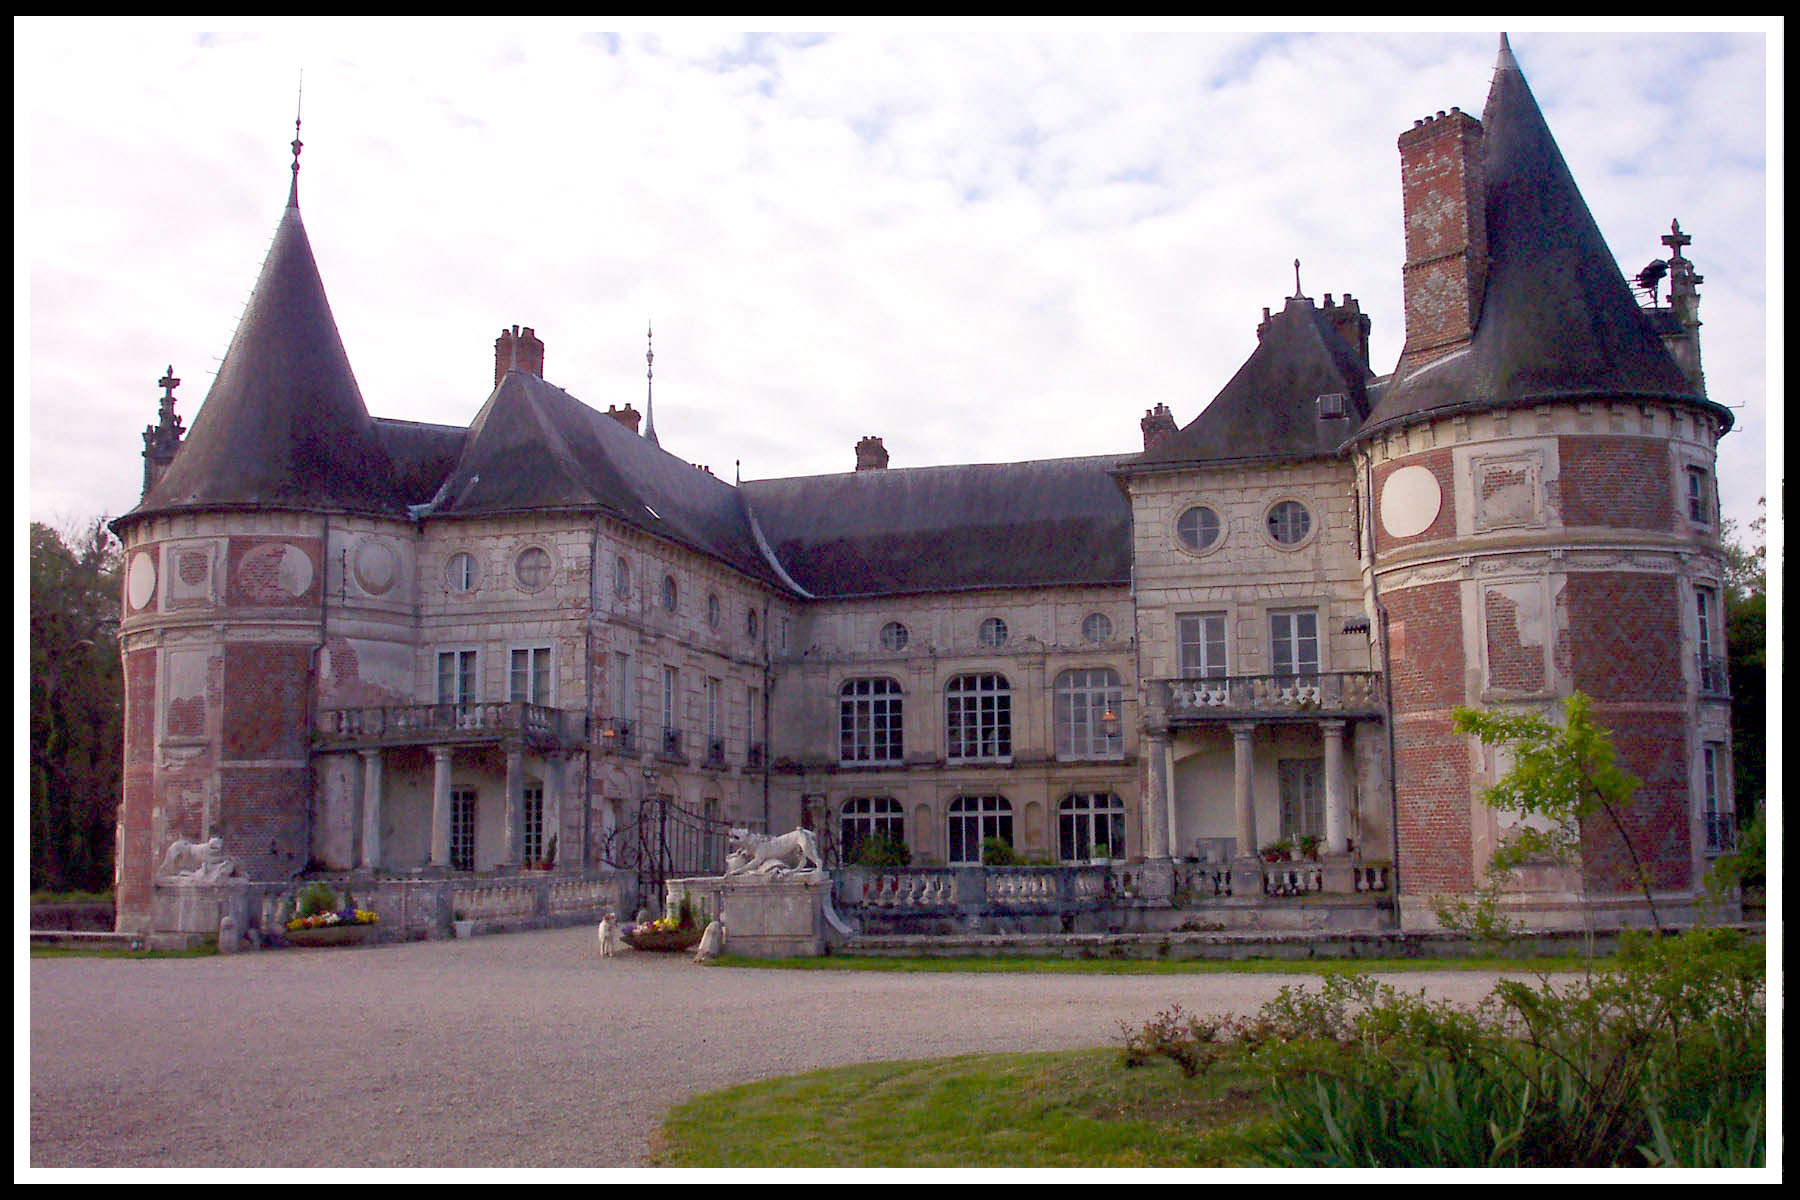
[880,621,909,652]
[1266,500,1312,546]
[1082,612,1113,643]
[514,546,552,591]
[978,617,1008,649]
[1176,505,1222,551]
[445,551,477,594]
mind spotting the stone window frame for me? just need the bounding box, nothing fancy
[444,550,479,595]
[880,620,910,652]
[1261,497,1317,551]
[513,545,554,593]
[1058,792,1126,862]
[1171,497,1230,559]
[1052,667,1124,761]
[978,616,1009,649]
[1177,611,1229,679]
[508,644,553,706]
[840,795,905,864]
[839,677,905,766]
[1681,460,1716,528]
[1268,607,1321,676]
[946,794,1013,865]
[613,553,632,599]
[436,646,481,707]
[661,573,679,614]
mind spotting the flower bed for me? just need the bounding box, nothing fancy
[622,926,702,952]
[285,924,374,947]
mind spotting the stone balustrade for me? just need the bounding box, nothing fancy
[313,701,588,751]
[1153,671,1384,721]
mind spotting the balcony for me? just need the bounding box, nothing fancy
[1153,672,1384,723]
[1697,655,1731,698]
[313,702,588,753]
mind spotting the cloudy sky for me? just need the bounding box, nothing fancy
[18,20,1777,544]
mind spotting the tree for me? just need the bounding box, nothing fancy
[1720,499,1766,837]
[1452,692,1661,931]
[29,519,123,895]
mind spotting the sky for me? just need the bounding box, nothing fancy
[17,20,1779,546]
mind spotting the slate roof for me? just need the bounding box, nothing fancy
[739,456,1134,599]
[1355,37,1733,440]
[123,189,407,520]
[424,369,791,590]
[1124,295,1377,473]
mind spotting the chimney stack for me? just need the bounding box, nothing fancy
[605,403,642,434]
[1321,293,1373,364]
[855,436,889,471]
[1140,403,1177,453]
[494,324,546,387]
[1396,107,1486,372]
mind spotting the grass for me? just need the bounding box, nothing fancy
[710,952,1604,975]
[652,1048,1277,1168]
[30,939,216,960]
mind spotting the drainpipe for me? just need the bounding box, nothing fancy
[760,597,772,831]
[584,514,600,871]
[301,511,331,880]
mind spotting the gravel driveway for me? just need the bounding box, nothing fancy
[30,926,1523,1169]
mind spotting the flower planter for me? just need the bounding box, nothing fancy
[622,927,703,953]
[285,924,373,947]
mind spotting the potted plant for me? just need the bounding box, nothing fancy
[1297,834,1322,861]
[622,891,705,952]
[1260,839,1292,864]
[452,909,474,939]
[285,881,378,946]
[1090,841,1112,864]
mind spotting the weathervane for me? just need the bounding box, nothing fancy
[644,321,659,445]
[289,73,304,205]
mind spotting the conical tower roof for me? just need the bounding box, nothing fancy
[128,185,404,517]
[1357,36,1732,439]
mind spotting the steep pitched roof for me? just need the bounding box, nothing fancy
[740,456,1134,599]
[1125,295,1376,473]
[426,369,790,589]
[127,191,406,518]
[1357,38,1732,439]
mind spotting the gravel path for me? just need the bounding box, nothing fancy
[30,926,1523,1169]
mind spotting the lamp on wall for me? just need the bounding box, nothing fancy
[1101,706,1121,741]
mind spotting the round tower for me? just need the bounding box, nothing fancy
[1353,37,1735,928]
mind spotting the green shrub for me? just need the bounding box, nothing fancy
[852,833,912,868]
[980,837,1019,867]
[294,881,338,919]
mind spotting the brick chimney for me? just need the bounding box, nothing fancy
[605,403,642,434]
[1396,107,1486,373]
[1321,293,1372,364]
[1140,403,1177,452]
[494,324,546,387]
[855,435,889,471]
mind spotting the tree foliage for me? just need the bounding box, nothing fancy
[1452,692,1659,929]
[1720,499,1766,829]
[30,519,123,894]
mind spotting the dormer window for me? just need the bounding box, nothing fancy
[1317,392,1349,418]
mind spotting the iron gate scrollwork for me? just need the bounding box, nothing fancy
[631,795,760,916]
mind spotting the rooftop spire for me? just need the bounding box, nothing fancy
[288,74,304,208]
[1496,32,1519,73]
[643,320,659,446]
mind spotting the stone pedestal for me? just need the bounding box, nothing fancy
[1230,856,1265,900]
[666,872,829,958]
[1321,853,1358,895]
[149,879,255,944]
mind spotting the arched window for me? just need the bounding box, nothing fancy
[1059,793,1126,862]
[1054,667,1123,760]
[945,673,1011,761]
[840,796,905,865]
[947,794,1012,865]
[840,678,904,765]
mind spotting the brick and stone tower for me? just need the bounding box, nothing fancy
[108,150,412,934]
[1351,35,1735,927]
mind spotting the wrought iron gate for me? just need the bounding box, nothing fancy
[631,795,757,917]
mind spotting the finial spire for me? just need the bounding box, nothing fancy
[1293,258,1304,299]
[1662,218,1692,261]
[1496,32,1519,72]
[643,321,659,446]
[288,73,304,208]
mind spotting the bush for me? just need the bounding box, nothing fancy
[980,837,1019,867]
[294,881,338,919]
[852,833,912,868]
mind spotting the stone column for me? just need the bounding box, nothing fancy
[1230,721,1257,857]
[1322,720,1350,855]
[1162,736,1180,860]
[430,746,453,868]
[1142,730,1170,858]
[358,748,383,870]
[504,745,525,869]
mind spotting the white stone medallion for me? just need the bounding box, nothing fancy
[126,551,158,611]
[237,542,315,602]
[1379,464,1443,539]
[352,538,401,597]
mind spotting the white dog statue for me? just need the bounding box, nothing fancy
[157,836,241,883]
[724,827,824,876]
[597,911,622,957]
[692,918,725,963]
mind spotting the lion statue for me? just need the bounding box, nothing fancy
[157,835,241,884]
[724,827,824,876]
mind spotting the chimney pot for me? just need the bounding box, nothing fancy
[855,435,889,471]
[495,324,546,387]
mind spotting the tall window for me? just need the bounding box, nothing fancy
[1279,759,1325,840]
[614,653,634,723]
[522,783,544,865]
[661,666,680,756]
[510,646,551,705]
[1270,609,1320,676]
[1179,613,1228,678]
[1702,743,1732,852]
[450,788,477,872]
[1054,667,1123,759]
[1696,587,1726,694]
[840,796,905,864]
[747,685,764,766]
[706,677,722,762]
[945,673,1011,761]
[947,795,1012,865]
[840,678,904,765]
[1059,793,1126,861]
[1686,466,1712,525]
[437,649,478,707]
